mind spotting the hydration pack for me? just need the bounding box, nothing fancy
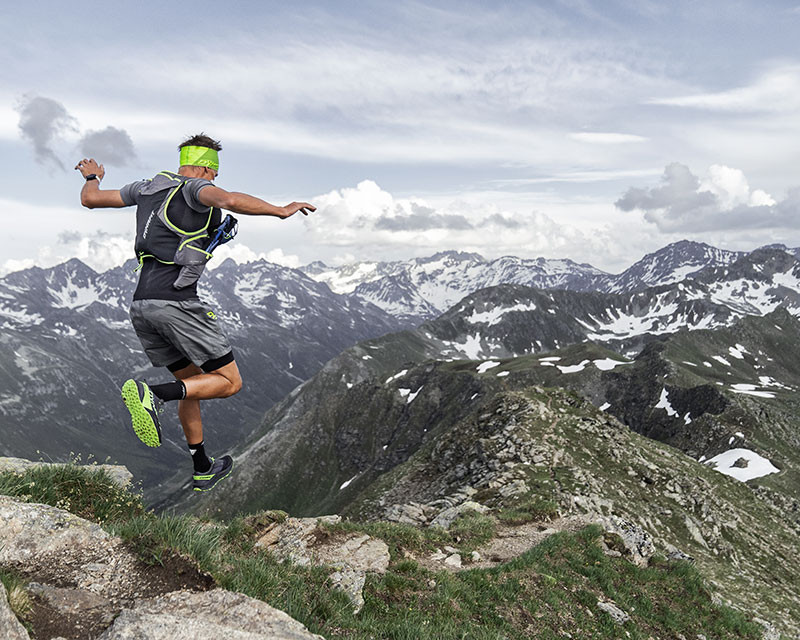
[135,177,237,289]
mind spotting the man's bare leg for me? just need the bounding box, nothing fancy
[169,360,241,489]
[171,360,242,443]
[181,360,242,400]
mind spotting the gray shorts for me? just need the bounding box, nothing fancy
[129,299,233,371]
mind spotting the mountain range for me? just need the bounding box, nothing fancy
[0,257,403,490]
[300,240,754,321]
[2,239,800,634]
[1,240,799,495]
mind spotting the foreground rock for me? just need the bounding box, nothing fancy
[0,495,141,600]
[0,457,133,488]
[255,514,389,612]
[98,589,324,640]
[0,496,322,639]
[0,582,29,640]
[597,516,656,567]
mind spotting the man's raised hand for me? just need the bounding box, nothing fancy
[283,202,316,218]
[75,158,105,181]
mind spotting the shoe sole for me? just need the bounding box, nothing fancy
[121,379,162,447]
[193,460,234,492]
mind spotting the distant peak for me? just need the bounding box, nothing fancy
[55,257,98,275]
[420,250,485,263]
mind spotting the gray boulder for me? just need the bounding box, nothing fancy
[598,515,655,567]
[97,589,324,639]
[0,495,119,569]
[0,581,30,640]
[597,600,630,624]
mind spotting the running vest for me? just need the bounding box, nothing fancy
[134,172,223,290]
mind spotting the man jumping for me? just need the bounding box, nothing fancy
[76,133,315,492]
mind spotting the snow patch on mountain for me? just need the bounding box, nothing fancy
[444,334,483,360]
[704,448,780,482]
[51,282,102,309]
[557,360,589,374]
[707,279,782,316]
[467,302,537,326]
[655,388,678,417]
[593,358,632,371]
[476,361,500,373]
[730,384,776,399]
[385,369,408,384]
[728,345,747,359]
[0,305,44,326]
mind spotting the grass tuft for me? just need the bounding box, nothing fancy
[497,498,560,525]
[0,464,144,524]
[0,568,33,627]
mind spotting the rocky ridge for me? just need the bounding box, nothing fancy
[344,389,798,637]
[2,458,784,640]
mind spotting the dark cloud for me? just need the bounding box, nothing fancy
[15,95,78,170]
[616,163,716,216]
[57,230,84,244]
[375,203,473,231]
[79,126,138,166]
[482,213,524,228]
[615,162,796,232]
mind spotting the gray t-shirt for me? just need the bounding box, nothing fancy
[120,172,213,210]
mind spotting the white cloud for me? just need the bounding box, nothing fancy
[305,180,614,264]
[1,28,684,171]
[569,132,648,144]
[0,258,35,277]
[615,163,791,232]
[699,165,775,209]
[649,65,800,113]
[0,231,131,276]
[208,244,301,269]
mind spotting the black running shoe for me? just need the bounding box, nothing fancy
[121,379,163,447]
[192,455,234,492]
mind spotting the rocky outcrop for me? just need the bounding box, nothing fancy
[597,516,656,568]
[97,589,324,640]
[0,496,327,639]
[0,495,144,603]
[0,457,133,488]
[255,515,389,613]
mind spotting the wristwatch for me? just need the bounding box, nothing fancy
[85,174,98,181]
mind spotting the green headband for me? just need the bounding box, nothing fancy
[179,145,219,172]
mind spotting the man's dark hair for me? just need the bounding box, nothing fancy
[178,133,222,151]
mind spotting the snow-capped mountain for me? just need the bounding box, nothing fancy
[299,241,759,321]
[605,240,744,293]
[301,250,608,321]
[0,257,404,493]
[420,247,800,361]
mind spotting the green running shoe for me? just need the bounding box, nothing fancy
[121,379,163,447]
[193,455,234,492]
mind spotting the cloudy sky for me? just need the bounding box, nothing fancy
[2,0,800,275]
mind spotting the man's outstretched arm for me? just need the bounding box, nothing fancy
[197,185,315,219]
[75,158,127,209]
